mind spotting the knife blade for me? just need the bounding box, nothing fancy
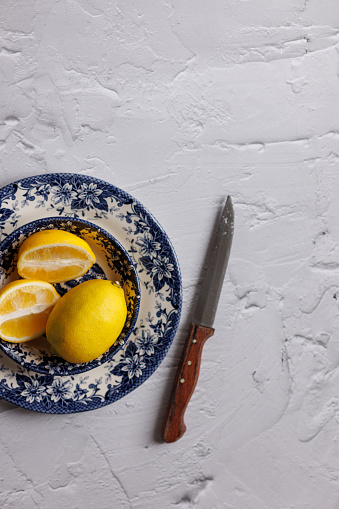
[162,196,234,443]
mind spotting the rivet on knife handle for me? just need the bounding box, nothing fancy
[162,323,214,443]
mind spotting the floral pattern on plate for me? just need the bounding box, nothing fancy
[0,174,182,413]
[0,216,140,376]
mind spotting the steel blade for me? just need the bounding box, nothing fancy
[192,196,234,328]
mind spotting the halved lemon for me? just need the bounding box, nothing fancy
[0,279,60,342]
[17,229,96,283]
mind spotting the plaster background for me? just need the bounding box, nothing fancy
[1,1,339,508]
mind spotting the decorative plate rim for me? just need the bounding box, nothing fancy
[0,173,182,413]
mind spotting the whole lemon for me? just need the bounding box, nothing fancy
[46,279,127,363]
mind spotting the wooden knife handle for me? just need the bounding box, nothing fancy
[162,323,215,443]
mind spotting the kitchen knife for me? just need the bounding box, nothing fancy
[162,196,234,443]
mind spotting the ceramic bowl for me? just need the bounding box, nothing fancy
[0,216,140,375]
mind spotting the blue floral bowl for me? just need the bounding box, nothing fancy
[0,217,140,375]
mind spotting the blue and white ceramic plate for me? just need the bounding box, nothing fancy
[0,216,140,376]
[0,174,182,413]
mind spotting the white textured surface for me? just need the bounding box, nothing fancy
[1,1,339,507]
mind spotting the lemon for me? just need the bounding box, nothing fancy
[17,229,96,283]
[0,279,60,342]
[46,279,127,363]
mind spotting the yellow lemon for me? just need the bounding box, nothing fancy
[0,279,60,342]
[17,229,96,283]
[46,279,127,363]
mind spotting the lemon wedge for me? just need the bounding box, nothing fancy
[0,279,60,342]
[17,229,96,283]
